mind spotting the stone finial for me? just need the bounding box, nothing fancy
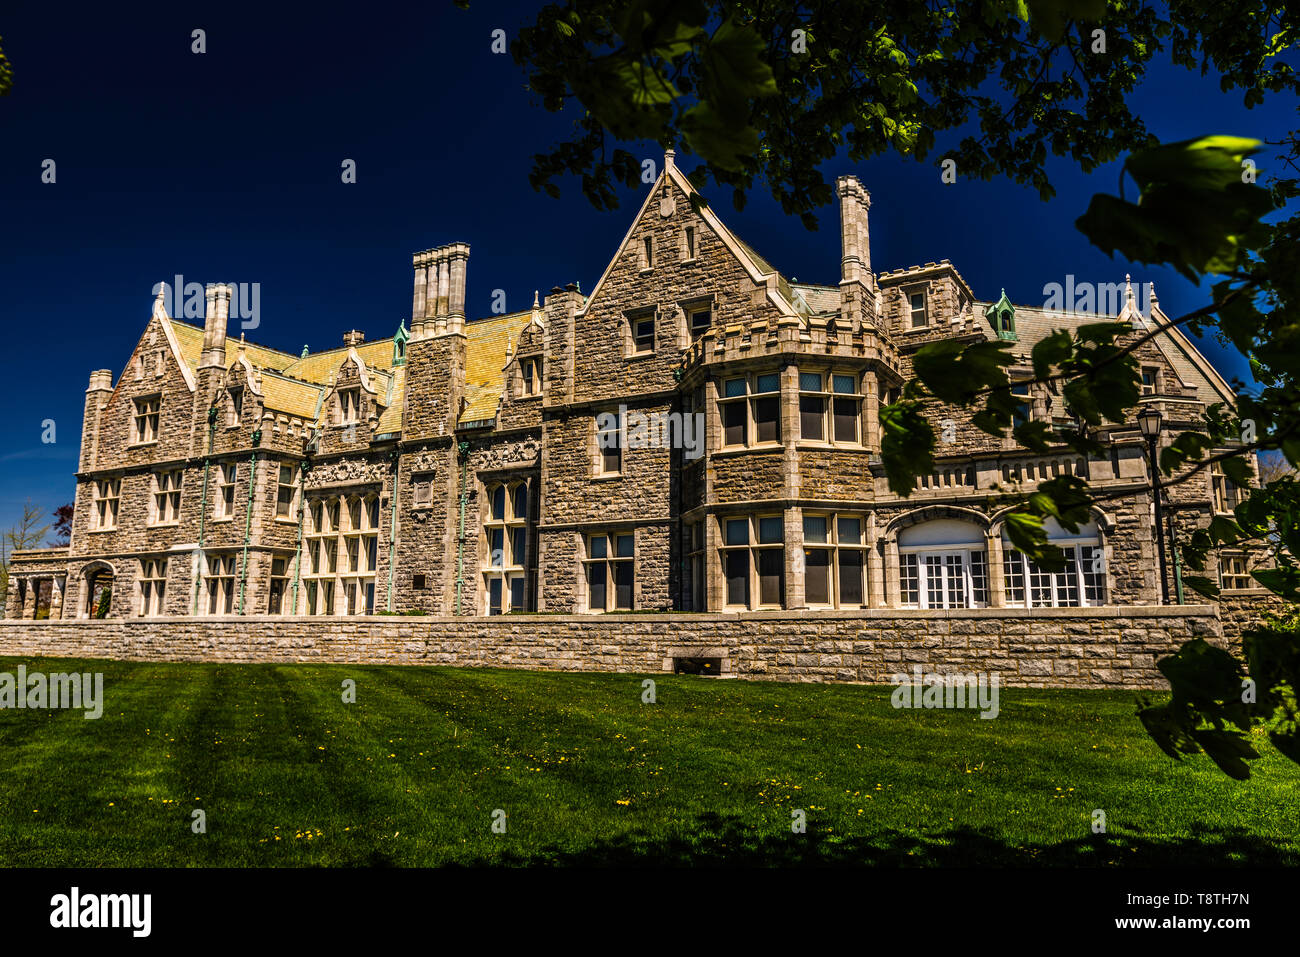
[301,344,309,358]
[152,282,169,320]
[664,148,675,172]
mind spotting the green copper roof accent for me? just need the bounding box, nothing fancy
[985,288,1017,341]
[392,320,410,366]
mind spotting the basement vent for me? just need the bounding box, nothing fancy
[674,656,724,676]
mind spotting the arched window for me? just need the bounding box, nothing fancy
[483,480,528,614]
[1001,519,1105,607]
[897,519,988,609]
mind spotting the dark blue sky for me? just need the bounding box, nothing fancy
[1,1,1293,537]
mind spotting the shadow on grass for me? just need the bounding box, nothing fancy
[456,814,1296,867]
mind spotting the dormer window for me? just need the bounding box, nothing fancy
[520,357,542,396]
[132,396,161,444]
[1141,366,1159,396]
[909,291,927,328]
[338,388,361,425]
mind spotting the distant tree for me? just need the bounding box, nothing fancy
[51,504,74,545]
[0,501,53,609]
[0,36,11,97]
[1256,451,1296,485]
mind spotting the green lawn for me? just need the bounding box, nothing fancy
[0,656,1296,866]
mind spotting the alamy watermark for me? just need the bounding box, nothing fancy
[1042,274,1152,323]
[0,665,103,719]
[890,666,1000,719]
[152,276,261,330]
[597,405,705,460]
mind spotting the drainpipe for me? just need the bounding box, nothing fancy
[386,447,400,612]
[455,441,469,615]
[1168,510,1185,604]
[192,408,218,616]
[237,428,262,614]
[291,455,309,614]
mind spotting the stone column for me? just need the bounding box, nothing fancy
[705,510,723,613]
[883,536,901,607]
[49,577,64,620]
[4,580,22,619]
[21,578,37,619]
[863,372,880,451]
[785,506,804,609]
[987,530,1006,607]
[867,513,885,608]
[411,251,429,334]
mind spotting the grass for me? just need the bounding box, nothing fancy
[0,656,1297,866]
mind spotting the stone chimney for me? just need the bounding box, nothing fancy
[410,243,470,339]
[343,330,365,348]
[80,370,114,472]
[837,175,873,288]
[200,283,231,370]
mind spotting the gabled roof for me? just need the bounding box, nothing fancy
[460,310,532,426]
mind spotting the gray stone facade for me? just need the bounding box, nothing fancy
[5,151,1273,666]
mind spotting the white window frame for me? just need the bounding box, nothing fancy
[1001,538,1105,608]
[909,290,927,328]
[138,558,167,617]
[150,469,183,526]
[276,463,298,520]
[899,545,989,609]
[214,462,237,520]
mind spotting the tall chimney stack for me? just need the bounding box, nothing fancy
[411,251,430,338]
[200,283,228,370]
[447,242,469,335]
[837,175,872,287]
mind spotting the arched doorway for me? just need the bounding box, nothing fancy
[82,564,114,619]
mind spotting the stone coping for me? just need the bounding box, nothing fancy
[0,604,1217,626]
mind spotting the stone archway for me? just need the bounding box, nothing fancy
[82,563,115,619]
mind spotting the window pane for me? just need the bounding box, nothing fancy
[754,396,780,443]
[799,371,822,391]
[758,517,783,544]
[724,378,747,398]
[800,395,825,440]
[725,519,748,546]
[508,575,525,612]
[589,535,607,559]
[839,550,864,605]
[833,397,859,443]
[510,527,527,566]
[488,577,502,615]
[805,549,830,604]
[512,484,528,520]
[490,486,506,521]
[837,517,861,545]
[614,562,634,609]
[832,374,856,394]
[488,528,504,567]
[758,550,784,605]
[615,534,635,558]
[725,551,749,606]
[756,373,780,393]
[803,515,828,544]
[588,563,607,610]
[723,402,747,446]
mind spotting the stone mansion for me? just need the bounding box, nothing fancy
[5,152,1255,625]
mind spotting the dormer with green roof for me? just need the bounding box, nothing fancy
[986,289,1017,341]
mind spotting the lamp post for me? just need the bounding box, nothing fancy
[1137,405,1170,604]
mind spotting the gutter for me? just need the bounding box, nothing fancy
[455,441,469,615]
[386,447,400,612]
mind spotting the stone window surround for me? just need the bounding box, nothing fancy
[797,368,865,448]
[903,283,929,330]
[302,491,381,616]
[718,369,782,450]
[275,461,300,523]
[1218,550,1253,591]
[801,512,868,609]
[92,477,121,532]
[148,469,184,526]
[137,557,168,617]
[131,394,162,446]
[879,508,1113,611]
[676,293,716,346]
[623,305,658,358]
[899,544,988,610]
[593,408,623,478]
[213,461,238,522]
[481,478,530,616]
[719,513,785,611]
[582,528,636,613]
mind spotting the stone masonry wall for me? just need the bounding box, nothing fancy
[0,605,1221,690]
